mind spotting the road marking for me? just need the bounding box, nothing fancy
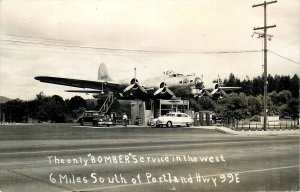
[0,139,290,155]
[75,165,299,192]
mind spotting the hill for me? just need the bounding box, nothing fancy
[0,96,11,103]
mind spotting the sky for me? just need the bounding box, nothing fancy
[0,0,299,100]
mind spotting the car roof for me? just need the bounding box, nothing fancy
[84,111,100,113]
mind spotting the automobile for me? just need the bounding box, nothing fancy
[92,114,114,127]
[156,112,194,128]
[77,111,101,126]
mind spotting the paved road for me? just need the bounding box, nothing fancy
[0,124,299,192]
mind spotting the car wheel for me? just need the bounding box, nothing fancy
[80,120,84,126]
[167,121,172,128]
[106,124,110,127]
[186,123,190,127]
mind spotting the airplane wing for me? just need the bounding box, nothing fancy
[34,76,125,91]
[65,89,105,93]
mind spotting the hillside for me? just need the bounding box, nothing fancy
[0,96,11,104]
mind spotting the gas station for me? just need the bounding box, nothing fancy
[130,99,190,126]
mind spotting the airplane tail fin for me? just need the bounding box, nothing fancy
[98,63,113,81]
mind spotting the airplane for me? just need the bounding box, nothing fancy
[34,63,240,101]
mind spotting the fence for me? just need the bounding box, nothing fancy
[219,119,299,131]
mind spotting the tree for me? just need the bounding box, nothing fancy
[47,95,66,123]
[267,74,277,93]
[3,99,27,122]
[290,74,299,98]
[216,93,249,123]
[196,97,216,111]
[35,92,51,122]
[247,95,262,116]
[287,98,299,120]
[224,73,241,87]
[252,76,263,96]
[67,96,87,112]
[240,76,253,95]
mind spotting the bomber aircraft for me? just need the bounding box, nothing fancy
[34,63,240,100]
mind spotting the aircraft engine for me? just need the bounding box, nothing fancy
[210,83,220,95]
[154,82,175,99]
[213,83,219,90]
[194,77,204,89]
[123,78,147,94]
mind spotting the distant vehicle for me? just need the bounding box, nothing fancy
[156,112,194,128]
[77,111,101,126]
[93,114,114,127]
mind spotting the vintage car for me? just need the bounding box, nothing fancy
[156,112,194,128]
[77,111,101,126]
[92,114,114,127]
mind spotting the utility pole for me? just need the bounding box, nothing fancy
[252,1,276,131]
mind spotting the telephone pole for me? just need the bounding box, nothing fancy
[252,1,276,131]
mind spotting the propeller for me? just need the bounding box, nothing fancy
[154,82,176,98]
[123,78,147,94]
[219,89,227,98]
[211,88,219,95]
[204,89,212,97]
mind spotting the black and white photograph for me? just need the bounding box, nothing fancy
[0,0,299,191]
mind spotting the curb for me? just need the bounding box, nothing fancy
[216,127,299,136]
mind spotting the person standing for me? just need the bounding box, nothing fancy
[122,113,128,127]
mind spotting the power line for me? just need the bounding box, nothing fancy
[0,38,261,55]
[268,50,300,65]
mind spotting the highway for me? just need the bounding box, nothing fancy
[0,124,299,192]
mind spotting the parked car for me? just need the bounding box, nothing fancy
[77,111,101,126]
[156,112,194,127]
[93,114,114,127]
